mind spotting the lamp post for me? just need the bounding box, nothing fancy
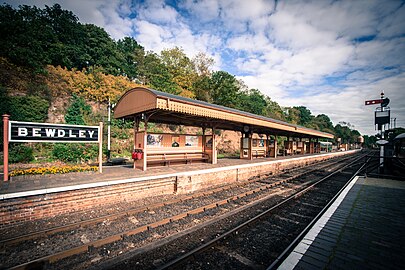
[107,98,111,163]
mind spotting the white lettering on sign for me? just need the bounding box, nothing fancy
[45,128,56,137]
[58,129,66,137]
[69,130,77,138]
[79,130,86,138]
[88,130,95,138]
[32,128,41,137]
[18,128,28,136]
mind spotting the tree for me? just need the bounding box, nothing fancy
[65,94,91,125]
[310,114,335,133]
[285,107,300,124]
[0,86,49,122]
[192,52,214,77]
[116,37,144,80]
[80,24,124,75]
[0,4,124,74]
[138,52,179,94]
[294,106,313,126]
[209,71,240,108]
[160,47,197,96]
[192,52,215,101]
[237,89,267,115]
[263,97,286,121]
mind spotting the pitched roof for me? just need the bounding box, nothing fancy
[114,87,334,139]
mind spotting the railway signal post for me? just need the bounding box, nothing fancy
[365,92,390,172]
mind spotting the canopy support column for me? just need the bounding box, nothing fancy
[202,127,206,155]
[143,116,148,171]
[212,127,217,164]
[133,117,139,169]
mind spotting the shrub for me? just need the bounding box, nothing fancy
[52,143,99,163]
[9,144,34,163]
[65,94,91,125]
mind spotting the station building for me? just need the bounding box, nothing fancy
[114,87,334,171]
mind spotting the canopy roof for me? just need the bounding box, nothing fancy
[114,87,334,139]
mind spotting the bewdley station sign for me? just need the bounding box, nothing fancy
[2,115,103,181]
[9,121,100,143]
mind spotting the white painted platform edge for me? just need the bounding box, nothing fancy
[277,175,361,270]
[0,150,359,200]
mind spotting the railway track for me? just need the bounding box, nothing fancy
[153,153,370,270]
[0,152,365,269]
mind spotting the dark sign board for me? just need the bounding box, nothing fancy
[9,121,100,143]
[375,109,390,126]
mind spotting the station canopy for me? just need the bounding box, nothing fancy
[114,87,334,139]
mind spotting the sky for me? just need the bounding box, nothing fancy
[5,0,405,135]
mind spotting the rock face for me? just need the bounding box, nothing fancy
[47,97,69,124]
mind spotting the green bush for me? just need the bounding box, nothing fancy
[0,87,49,122]
[9,144,34,163]
[65,94,91,125]
[52,143,98,163]
[111,127,130,139]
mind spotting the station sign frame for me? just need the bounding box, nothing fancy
[2,115,103,182]
[9,121,100,143]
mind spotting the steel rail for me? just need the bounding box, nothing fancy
[267,153,372,269]
[157,153,367,270]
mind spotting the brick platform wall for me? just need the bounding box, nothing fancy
[0,177,175,229]
[0,151,356,229]
[176,151,354,193]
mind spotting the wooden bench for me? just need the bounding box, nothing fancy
[147,151,209,166]
[252,149,266,158]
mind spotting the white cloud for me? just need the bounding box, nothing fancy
[136,0,178,24]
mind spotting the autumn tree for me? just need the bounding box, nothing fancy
[137,52,179,94]
[192,52,215,101]
[160,47,196,97]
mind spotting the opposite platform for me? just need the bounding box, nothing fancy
[278,176,405,270]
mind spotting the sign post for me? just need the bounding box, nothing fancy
[3,114,9,182]
[99,122,103,173]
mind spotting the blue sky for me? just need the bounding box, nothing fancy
[5,0,405,135]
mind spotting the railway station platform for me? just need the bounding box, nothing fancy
[0,151,356,198]
[277,176,405,270]
[0,150,359,229]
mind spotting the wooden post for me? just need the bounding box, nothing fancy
[202,127,206,154]
[274,135,278,158]
[249,133,253,160]
[212,127,217,164]
[143,119,148,171]
[3,114,9,182]
[98,122,103,173]
[133,117,139,169]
